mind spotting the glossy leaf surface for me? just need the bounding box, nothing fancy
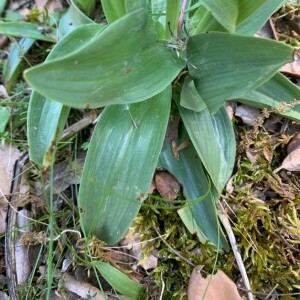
[0,22,57,42]
[3,38,34,92]
[202,0,238,33]
[238,72,300,121]
[28,24,104,166]
[159,133,228,249]
[178,96,235,194]
[187,32,293,113]
[78,87,171,245]
[24,9,184,108]
[94,261,145,299]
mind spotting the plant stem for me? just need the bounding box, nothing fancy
[45,165,55,300]
[178,0,188,39]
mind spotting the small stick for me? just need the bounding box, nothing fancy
[154,227,195,267]
[218,201,254,300]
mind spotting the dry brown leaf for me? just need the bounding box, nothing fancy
[188,266,243,300]
[280,52,300,77]
[235,105,261,126]
[0,143,22,234]
[287,133,300,154]
[273,148,300,173]
[35,0,63,13]
[121,232,158,270]
[15,209,31,284]
[245,148,261,163]
[154,171,180,200]
[262,147,273,162]
[0,143,21,195]
[225,101,236,120]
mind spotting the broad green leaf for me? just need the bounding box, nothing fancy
[94,261,145,299]
[78,87,171,245]
[165,0,180,39]
[24,9,184,109]
[0,22,57,42]
[180,77,206,112]
[188,5,225,35]
[187,32,293,113]
[28,94,70,167]
[3,38,34,92]
[125,0,150,13]
[0,107,10,133]
[178,97,235,194]
[101,0,126,23]
[237,0,285,35]
[0,1,6,15]
[75,0,96,17]
[159,131,228,249]
[28,24,104,166]
[58,1,94,38]
[202,0,239,33]
[238,72,300,121]
[200,0,285,35]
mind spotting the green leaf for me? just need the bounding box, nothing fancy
[75,0,96,17]
[3,38,34,92]
[237,0,285,35]
[58,1,94,38]
[200,0,285,35]
[238,72,300,121]
[0,107,10,133]
[0,22,57,42]
[100,0,126,23]
[94,261,145,299]
[177,96,235,194]
[24,9,184,109]
[165,0,180,39]
[188,5,226,35]
[28,24,104,166]
[78,87,171,245]
[187,32,293,113]
[159,131,228,249]
[202,0,239,33]
[0,1,6,15]
[28,94,70,167]
[180,77,206,112]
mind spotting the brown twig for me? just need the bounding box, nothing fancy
[218,201,254,300]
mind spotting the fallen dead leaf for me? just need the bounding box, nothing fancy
[35,0,63,13]
[235,105,261,126]
[262,147,273,162]
[0,143,22,234]
[154,171,181,200]
[287,133,300,154]
[225,101,236,120]
[273,148,300,173]
[121,232,158,270]
[15,209,31,284]
[245,148,261,164]
[187,266,244,300]
[280,52,300,77]
[34,155,85,196]
[0,143,21,195]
